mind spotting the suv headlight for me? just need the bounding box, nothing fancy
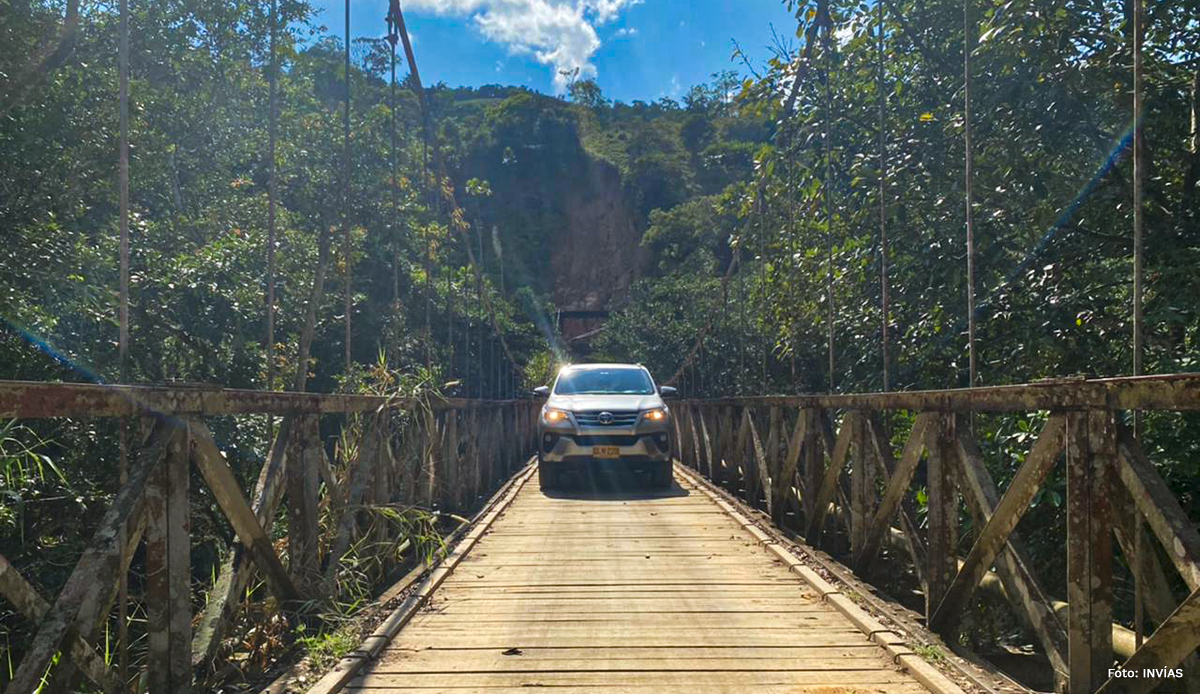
[643,407,667,422]
[543,407,570,424]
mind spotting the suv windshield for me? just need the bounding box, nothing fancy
[554,368,655,395]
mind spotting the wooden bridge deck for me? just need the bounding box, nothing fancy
[346,469,939,694]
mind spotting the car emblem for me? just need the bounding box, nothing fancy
[598,411,614,425]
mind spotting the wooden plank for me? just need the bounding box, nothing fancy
[145,423,192,694]
[189,420,300,602]
[952,418,1069,679]
[1095,584,1200,694]
[1065,411,1115,694]
[854,413,931,575]
[924,414,958,620]
[806,411,856,547]
[347,478,937,694]
[4,420,171,694]
[1114,419,1200,591]
[930,414,1065,632]
[192,416,291,668]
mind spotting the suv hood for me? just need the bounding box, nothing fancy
[548,394,663,412]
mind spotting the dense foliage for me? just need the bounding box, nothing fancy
[1,0,1199,688]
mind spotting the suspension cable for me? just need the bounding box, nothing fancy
[266,0,279,395]
[1131,0,1145,648]
[343,0,354,372]
[822,0,835,394]
[386,0,401,360]
[964,0,977,388]
[117,0,130,682]
[878,0,890,392]
[393,5,524,381]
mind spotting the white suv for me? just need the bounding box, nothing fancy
[534,363,677,490]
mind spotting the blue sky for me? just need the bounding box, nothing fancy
[307,1,798,102]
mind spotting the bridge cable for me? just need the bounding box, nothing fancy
[758,189,768,392]
[1131,0,1145,647]
[117,0,131,682]
[660,9,824,391]
[877,0,890,393]
[266,0,279,397]
[964,0,978,389]
[343,0,353,373]
[822,0,836,394]
[393,4,524,385]
[386,0,402,361]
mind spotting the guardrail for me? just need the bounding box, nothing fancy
[672,373,1200,694]
[0,381,537,693]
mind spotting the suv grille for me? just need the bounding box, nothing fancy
[574,410,640,427]
[572,435,640,446]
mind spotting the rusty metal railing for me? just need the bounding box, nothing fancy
[0,381,538,693]
[672,373,1200,694]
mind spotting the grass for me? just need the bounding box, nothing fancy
[297,624,361,672]
[913,643,947,665]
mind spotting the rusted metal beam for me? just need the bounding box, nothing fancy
[145,424,192,694]
[1111,485,1200,694]
[0,380,525,419]
[849,414,875,557]
[924,414,959,621]
[952,419,1069,681]
[193,417,291,670]
[1095,584,1200,694]
[325,413,384,587]
[861,414,928,591]
[189,420,302,602]
[853,413,931,574]
[1066,411,1115,694]
[285,417,321,588]
[1115,419,1200,591]
[745,408,772,517]
[4,419,172,694]
[0,554,122,693]
[930,414,1065,633]
[679,373,1200,412]
[806,411,855,547]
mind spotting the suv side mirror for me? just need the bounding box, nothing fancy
[659,386,678,398]
[532,386,550,397]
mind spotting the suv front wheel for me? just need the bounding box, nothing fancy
[649,461,673,489]
[538,457,560,491]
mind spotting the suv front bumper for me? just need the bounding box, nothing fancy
[538,420,671,467]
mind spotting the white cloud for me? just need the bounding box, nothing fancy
[613,26,637,37]
[404,0,642,91]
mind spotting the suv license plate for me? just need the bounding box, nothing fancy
[593,446,620,459]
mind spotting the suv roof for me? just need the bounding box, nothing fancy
[561,363,644,371]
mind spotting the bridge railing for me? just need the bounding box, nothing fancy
[674,373,1200,694]
[0,381,537,694]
